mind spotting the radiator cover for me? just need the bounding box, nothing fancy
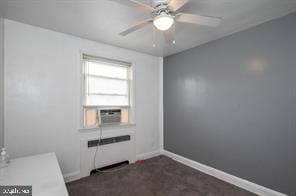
[80,130,136,178]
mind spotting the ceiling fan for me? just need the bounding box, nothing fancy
[109,0,222,43]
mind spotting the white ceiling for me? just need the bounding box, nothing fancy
[1,0,296,57]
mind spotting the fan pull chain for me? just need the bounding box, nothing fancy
[152,26,156,47]
[172,23,176,44]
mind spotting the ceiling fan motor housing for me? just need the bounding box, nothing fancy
[152,0,170,8]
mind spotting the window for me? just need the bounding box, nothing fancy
[82,54,132,128]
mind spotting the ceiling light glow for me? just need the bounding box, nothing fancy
[153,14,174,31]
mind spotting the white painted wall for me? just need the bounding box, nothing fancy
[0,18,4,148]
[4,19,162,176]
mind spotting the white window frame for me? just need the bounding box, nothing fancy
[80,53,134,128]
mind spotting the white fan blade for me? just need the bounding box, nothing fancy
[119,19,153,36]
[109,0,155,12]
[175,13,222,27]
[163,29,174,43]
[168,0,190,12]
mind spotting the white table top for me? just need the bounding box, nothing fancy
[0,153,68,196]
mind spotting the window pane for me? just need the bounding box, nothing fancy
[84,108,98,128]
[86,95,129,106]
[121,108,129,124]
[87,76,128,95]
[87,61,128,79]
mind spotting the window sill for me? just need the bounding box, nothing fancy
[78,123,136,133]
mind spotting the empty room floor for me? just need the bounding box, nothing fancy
[67,156,256,196]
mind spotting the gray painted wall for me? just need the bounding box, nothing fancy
[164,12,296,195]
[0,18,4,148]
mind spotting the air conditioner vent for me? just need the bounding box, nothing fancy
[100,109,121,124]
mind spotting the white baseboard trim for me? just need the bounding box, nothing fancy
[136,150,161,160]
[63,171,81,183]
[161,150,287,196]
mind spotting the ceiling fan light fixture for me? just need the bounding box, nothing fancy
[153,14,174,31]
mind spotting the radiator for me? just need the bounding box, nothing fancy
[80,129,136,178]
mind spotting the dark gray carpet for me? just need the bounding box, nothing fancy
[67,155,257,196]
